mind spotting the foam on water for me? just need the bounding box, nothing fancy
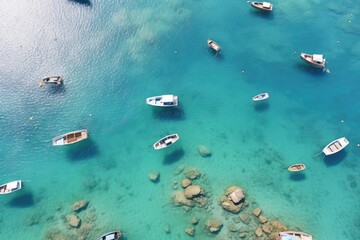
[0,0,359,239]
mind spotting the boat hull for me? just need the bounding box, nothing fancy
[146,95,178,107]
[52,129,88,146]
[153,134,180,150]
[251,2,273,11]
[208,39,221,52]
[288,164,306,172]
[0,180,23,195]
[43,76,62,84]
[300,53,326,68]
[252,92,269,101]
[279,231,312,240]
[322,137,349,156]
[97,231,121,240]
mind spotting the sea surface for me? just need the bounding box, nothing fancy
[0,0,359,239]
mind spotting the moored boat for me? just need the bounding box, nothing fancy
[251,2,273,11]
[0,180,23,195]
[288,164,306,172]
[207,39,221,52]
[97,230,122,240]
[252,92,269,101]
[40,76,63,87]
[322,137,349,156]
[300,53,326,68]
[52,129,88,146]
[146,95,178,107]
[153,133,180,150]
[278,231,312,240]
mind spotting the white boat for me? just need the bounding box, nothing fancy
[300,53,326,68]
[52,129,88,146]
[208,39,221,52]
[322,137,349,156]
[251,2,273,11]
[146,95,178,107]
[97,231,122,240]
[153,134,180,150]
[0,180,23,195]
[279,231,312,240]
[40,76,63,87]
[252,92,269,101]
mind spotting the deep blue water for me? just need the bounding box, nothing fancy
[0,0,359,239]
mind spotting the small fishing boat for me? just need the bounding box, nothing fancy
[0,180,23,195]
[251,2,273,11]
[146,95,178,107]
[52,129,88,146]
[300,53,326,68]
[153,134,180,150]
[41,76,63,86]
[279,231,312,240]
[208,39,221,52]
[252,92,269,101]
[322,137,349,156]
[288,164,306,172]
[97,231,122,240]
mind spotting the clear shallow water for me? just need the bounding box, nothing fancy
[0,0,359,239]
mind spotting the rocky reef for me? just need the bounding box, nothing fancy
[170,165,309,239]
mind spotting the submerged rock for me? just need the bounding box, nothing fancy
[185,227,195,236]
[181,179,192,188]
[255,227,263,237]
[148,171,160,182]
[191,216,199,225]
[184,185,203,199]
[172,191,193,207]
[164,225,171,234]
[228,187,245,204]
[197,145,212,158]
[205,218,223,233]
[184,167,201,180]
[252,207,262,217]
[71,200,89,212]
[67,214,81,228]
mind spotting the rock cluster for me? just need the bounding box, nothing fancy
[45,200,100,240]
[169,166,306,239]
[172,167,207,210]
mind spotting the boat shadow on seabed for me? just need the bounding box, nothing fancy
[66,139,99,162]
[68,0,92,6]
[295,63,330,78]
[6,191,35,208]
[152,105,185,121]
[323,150,347,167]
[163,148,185,165]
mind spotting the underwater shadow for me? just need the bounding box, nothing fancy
[295,63,328,78]
[46,84,66,94]
[324,151,347,167]
[163,148,185,165]
[68,0,92,6]
[289,172,306,181]
[66,139,99,161]
[254,102,270,112]
[152,105,185,121]
[7,192,35,208]
[208,49,223,60]
[250,10,274,20]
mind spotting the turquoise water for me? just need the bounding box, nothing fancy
[0,0,359,239]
